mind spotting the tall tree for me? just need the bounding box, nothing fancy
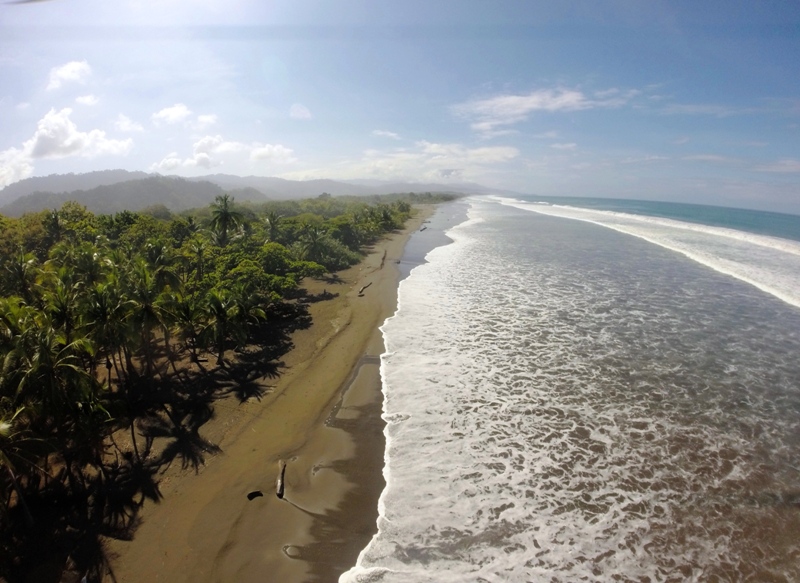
[209,194,243,247]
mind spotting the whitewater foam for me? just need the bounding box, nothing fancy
[342,198,800,582]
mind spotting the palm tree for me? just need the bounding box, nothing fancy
[228,282,266,349]
[172,293,206,367]
[126,260,165,376]
[298,225,329,265]
[83,281,132,386]
[3,251,38,303]
[264,211,283,243]
[0,407,37,528]
[204,290,234,366]
[41,276,81,345]
[209,194,243,247]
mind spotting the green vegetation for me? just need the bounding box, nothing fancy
[0,192,455,581]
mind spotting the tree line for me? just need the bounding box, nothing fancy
[0,192,449,581]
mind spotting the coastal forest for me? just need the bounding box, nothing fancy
[0,191,448,581]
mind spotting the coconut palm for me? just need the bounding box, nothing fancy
[83,281,132,386]
[3,251,38,303]
[298,225,329,265]
[204,290,235,366]
[264,211,283,243]
[209,194,243,247]
[172,293,206,367]
[0,407,37,528]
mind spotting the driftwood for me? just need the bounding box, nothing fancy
[276,461,287,499]
[358,282,373,295]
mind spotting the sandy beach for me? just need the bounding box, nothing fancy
[106,206,435,583]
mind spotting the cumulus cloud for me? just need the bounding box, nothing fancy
[24,108,132,159]
[250,143,295,163]
[150,152,184,173]
[550,142,577,150]
[754,159,800,173]
[152,103,193,125]
[115,114,144,132]
[453,87,638,135]
[150,134,294,172]
[47,60,92,90]
[0,148,34,189]
[289,104,312,120]
[192,114,218,130]
[75,94,99,106]
[0,108,131,188]
[372,130,401,140]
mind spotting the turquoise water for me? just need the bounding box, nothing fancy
[524,196,800,243]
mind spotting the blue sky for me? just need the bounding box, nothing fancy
[1,0,799,213]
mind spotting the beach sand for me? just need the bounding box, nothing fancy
[106,206,434,583]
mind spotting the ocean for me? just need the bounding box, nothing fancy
[341,196,800,582]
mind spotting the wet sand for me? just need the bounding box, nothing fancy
[106,207,434,583]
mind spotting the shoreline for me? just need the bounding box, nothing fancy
[106,205,436,582]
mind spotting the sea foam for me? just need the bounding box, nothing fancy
[342,198,800,582]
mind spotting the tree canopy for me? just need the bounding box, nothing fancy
[0,191,445,581]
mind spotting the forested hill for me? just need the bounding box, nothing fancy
[0,169,150,206]
[0,176,241,217]
[0,171,489,217]
[185,174,375,198]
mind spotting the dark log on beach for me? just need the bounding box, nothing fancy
[276,461,287,499]
[358,282,373,295]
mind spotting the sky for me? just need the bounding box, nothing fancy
[1,0,799,213]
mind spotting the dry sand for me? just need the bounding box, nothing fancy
[106,206,434,583]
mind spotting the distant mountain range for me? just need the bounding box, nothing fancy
[0,170,494,217]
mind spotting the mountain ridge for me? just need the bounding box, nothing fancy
[0,170,491,216]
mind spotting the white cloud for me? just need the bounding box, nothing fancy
[115,114,144,132]
[76,94,99,106]
[550,142,577,150]
[152,103,192,125]
[0,108,132,188]
[372,129,401,140]
[289,103,312,120]
[16,102,30,111]
[452,87,637,135]
[282,140,518,183]
[150,134,294,172]
[47,60,92,91]
[0,147,34,189]
[192,114,218,130]
[754,159,800,173]
[416,141,519,164]
[456,89,590,123]
[192,134,226,155]
[150,152,184,173]
[250,143,295,163]
[23,108,132,159]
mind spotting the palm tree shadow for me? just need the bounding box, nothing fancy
[141,416,221,474]
[226,380,269,403]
